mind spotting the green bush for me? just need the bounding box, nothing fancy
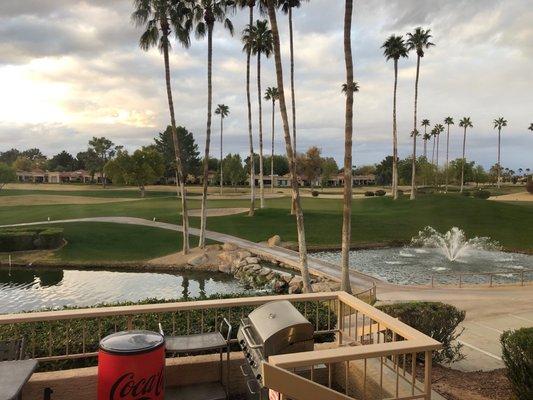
[473,189,491,199]
[461,190,471,197]
[311,190,319,197]
[0,228,64,252]
[377,301,465,363]
[501,327,533,400]
[526,179,533,194]
[364,191,375,197]
[397,189,404,197]
[375,189,386,196]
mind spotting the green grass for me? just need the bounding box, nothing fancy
[1,190,532,263]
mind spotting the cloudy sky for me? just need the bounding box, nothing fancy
[0,0,531,170]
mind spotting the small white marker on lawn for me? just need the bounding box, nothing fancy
[47,217,50,221]
[153,217,156,222]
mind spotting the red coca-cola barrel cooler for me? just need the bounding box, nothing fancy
[98,330,165,400]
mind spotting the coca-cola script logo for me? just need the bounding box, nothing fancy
[109,367,164,400]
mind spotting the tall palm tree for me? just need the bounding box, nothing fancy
[265,86,279,192]
[406,27,434,200]
[382,35,408,200]
[265,0,311,292]
[444,116,454,192]
[192,0,234,248]
[421,119,430,158]
[459,117,473,193]
[434,123,444,187]
[340,0,355,294]
[131,0,192,254]
[431,126,437,165]
[215,104,230,195]
[243,19,273,209]
[493,117,507,189]
[236,0,257,216]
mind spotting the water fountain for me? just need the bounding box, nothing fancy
[410,226,500,262]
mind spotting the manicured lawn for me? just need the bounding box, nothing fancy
[1,191,532,264]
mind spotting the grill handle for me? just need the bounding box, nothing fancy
[246,379,261,394]
[240,318,263,349]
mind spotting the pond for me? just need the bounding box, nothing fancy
[0,267,249,314]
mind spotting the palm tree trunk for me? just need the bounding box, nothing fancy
[199,23,214,248]
[257,53,265,208]
[271,98,275,193]
[266,0,312,293]
[460,127,466,193]
[431,136,435,165]
[289,7,297,216]
[445,124,450,193]
[497,129,501,188]
[341,0,354,294]
[392,59,399,200]
[410,55,420,200]
[163,37,189,254]
[220,115,223,196]
[435,134,440,187]
[246,5,255,216]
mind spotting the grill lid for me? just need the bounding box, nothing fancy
[247,300,313,355]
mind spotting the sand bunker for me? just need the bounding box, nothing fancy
[187,207,249,217]
[489,192,532,202]
[0,195,139,207]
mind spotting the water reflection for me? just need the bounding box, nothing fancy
[0,267,246,314]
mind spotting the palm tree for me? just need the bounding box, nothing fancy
[421,119,430,158]
[382,34,408,200]
[529,123,533,132]
[434,123,444,187]
[340,0,355,294]
[192,0,234,248]
[131,0,192,254]
[493,117,508,189]
[215,104,230,195]
[406,27,434,200]
[243,19,273,209]
[459,117,473,193]
[265,0,311,292]
[264,86,279,192]
[236,0,257,216]
[444,116,454,192]
[431,127,437,165]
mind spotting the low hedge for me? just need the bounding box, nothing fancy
[364,191,375,197]
[501,327,533,400]
[526,179,533,194]
[0,293,336,371]
[377,301,465,363]
[0,227,64,252]
[473,189,491,199]
[375,189,386,196]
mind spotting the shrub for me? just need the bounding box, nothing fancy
[364,191,375,197]
[375,189,386,196]
[0,228,64,252]
[461,190,471,197]
[473,189,491,199]
[527,179,533,194]
[377,302,465,363]
[501,327,533,400]
[397,189,404,197]
[311,190,319,197]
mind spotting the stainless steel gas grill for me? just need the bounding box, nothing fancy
[237,300,314,398]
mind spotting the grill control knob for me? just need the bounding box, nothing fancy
[249,360,255,367]
[256,374,262,381]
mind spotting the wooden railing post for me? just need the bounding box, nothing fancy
[424,350,432,400]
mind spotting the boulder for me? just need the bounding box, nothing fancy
[259,267,272,276]
[267,235,282,247]
[311,281,340,293]
[245,256,259,264]
[218,263,232,274]
[187,253,207,267]
[223,242,238,251]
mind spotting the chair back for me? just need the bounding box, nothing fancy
[0,338,25,361]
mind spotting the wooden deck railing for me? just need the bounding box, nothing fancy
[0,291,440,399]
[430,269,532,288]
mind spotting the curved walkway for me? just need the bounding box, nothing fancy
[3,217,532,372]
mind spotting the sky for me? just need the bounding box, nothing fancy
[0,0,531,171]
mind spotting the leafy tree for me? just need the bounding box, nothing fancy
[449,158,475,185]
[76,150,100,179]
[215,104,230,194]
[104,147,165,197]
[382,34,408,199]
[353,165,376,175]
[191,0,235,248]
[12,156,33,171]
[493,117,508,188]
[0,149,21,165]
[0,163,16,191]
[406,27,434,200]
[21,148,45,161]
[375,156,393,185]
[154,126,201,182]
[48,151,76,171]
[222,153,246,189]
[321,157,339,187]
[301,146,322,187]
[88,137,116,188]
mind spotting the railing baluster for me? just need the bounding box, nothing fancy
[411,352,416,395]
[363,358,367,400]
[82,321,87,354]
[328,363,332,388]
[380,356,384,399]
[345,360,349,395]
[424,351,432,400]
[48,323,52,357]
[65,321,69,356]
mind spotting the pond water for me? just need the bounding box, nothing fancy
[313,247,533,285]
[0,267,249,313]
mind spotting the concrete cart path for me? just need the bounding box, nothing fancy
[3,216,532,373]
